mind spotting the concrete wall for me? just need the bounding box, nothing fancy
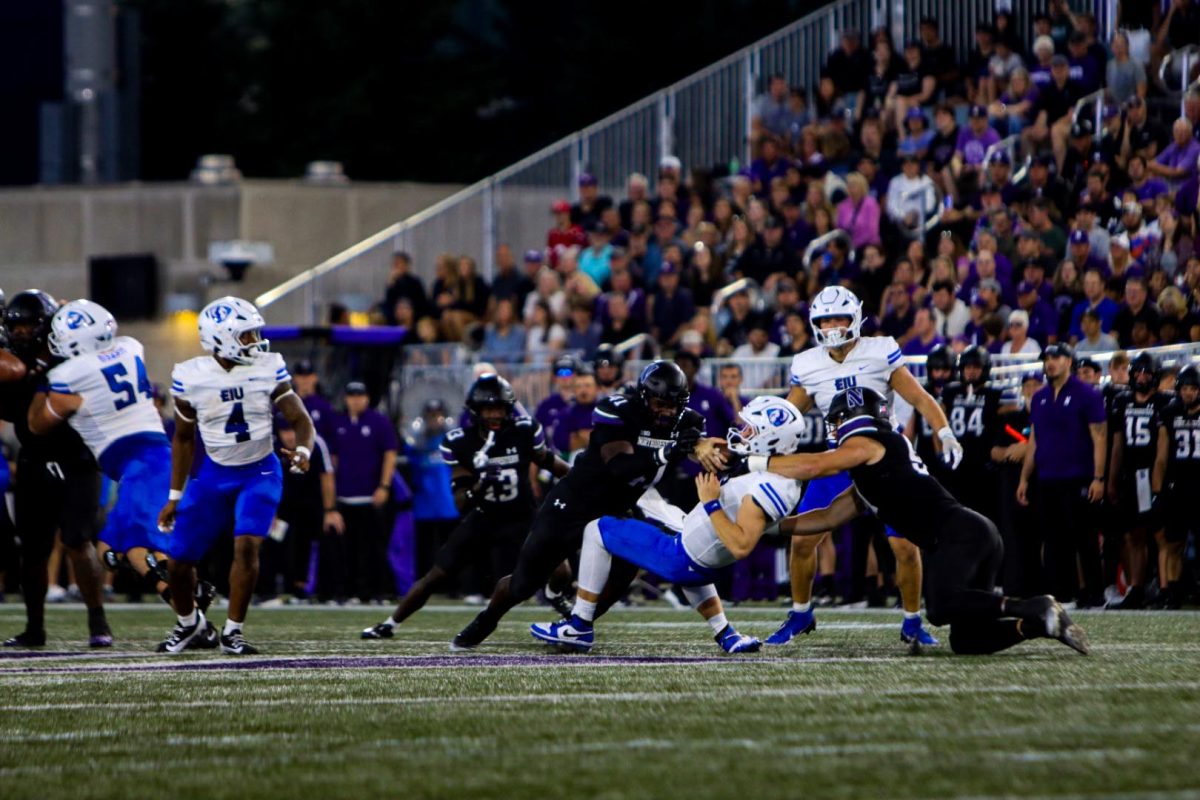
[0,180,463,302]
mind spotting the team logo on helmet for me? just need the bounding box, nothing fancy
[847,387,864,408]
[207,304,233,323]
[64,309,96,329]
[765,406,794,427]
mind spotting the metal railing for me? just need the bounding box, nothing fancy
[257,0,1100,326]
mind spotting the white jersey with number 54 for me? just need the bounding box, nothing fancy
[46,336,165,460]
[170,352,289,466]
[789,336,904,426]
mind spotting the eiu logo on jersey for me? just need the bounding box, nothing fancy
[64,309,96,329]
[835,376,859,391]
[220,387,244,402]
[207,304,234,323]
[846,387,865,407]
[765,406,795,427]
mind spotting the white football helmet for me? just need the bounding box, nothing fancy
[726,396,806,456]
[809,286,863,348]
[47,299,116,359]
[198,296,269,364]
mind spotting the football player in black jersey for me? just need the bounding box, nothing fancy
[451,360,704,649]
[361,375,569,639]
[1152,364,1200,609]
[750,387,1089,656]
[0,291,109,647]
[940,346,1006,520]
[1106,353,1173,609]
[906,344,955,488]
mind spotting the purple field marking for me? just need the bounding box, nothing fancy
[8,653,729,675]
[0,651,92,660]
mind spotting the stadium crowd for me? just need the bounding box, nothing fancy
[8,1,1200,616]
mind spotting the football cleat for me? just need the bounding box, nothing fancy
[715,625,761,654]
[545,591,575,620]
[529,615,594,651]
[450,613,497,651]
[900,616,940,648]
[764,608,816,646]
[3,629,47,648]
[220,630,259,655]
[361,622,395,640]
[156,612,211,654]
[1044,599,1090,655]
[194,581,217,613]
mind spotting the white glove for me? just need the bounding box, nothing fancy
[938,428,964,470]
[472,430,496,470]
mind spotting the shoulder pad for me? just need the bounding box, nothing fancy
[444,427,467,442]
[594,393,639,424]
[514,417,533,427]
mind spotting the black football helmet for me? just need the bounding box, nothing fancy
[925,344,954,389]
[637,360,689,427]
[958,345,991,386]
[592,344,625,387]
[1130,352,1159,393]
[825,387,890,446]
[3,290,58,360]
[1177,364,1199,407]
[466,373,517,432]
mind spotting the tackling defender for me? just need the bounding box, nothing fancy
[757,387,1088,656]
[156,297,315,654]
[769,286,961,647]
[361,374,569,639]
[530,396,807,653]
[28,300,213,614]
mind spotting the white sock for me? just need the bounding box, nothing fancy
[178,610,197,627]
[382,617,398,628]
[571,597,597,623]
[792,601,812,613]
[706,612,728,635]
[223,619,243,636]
[544,585,563,599]
[576,520,613,598]
[903,610,920,620]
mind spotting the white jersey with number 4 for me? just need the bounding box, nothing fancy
[47,336,165,460]
[679,472,804,569]
[789,336,904,425]
[170,352,290,466]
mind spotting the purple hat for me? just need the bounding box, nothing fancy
[523,249,544,263]
[905,107,927,124]
[1102,104,1120,120]
[1069,229,1090,245]
[971,294,989,308]
[969,105,989,119]
[578,172,598,187]
[659,261,678,275]
[988,149,1011,165]
[1017,280,1037,294]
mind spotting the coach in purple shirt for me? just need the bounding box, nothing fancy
[333,381,399,602]
[1017,343,1107,605]
[292,359,337,444]
[554,369,599,453]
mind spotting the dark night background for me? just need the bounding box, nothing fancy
[0,1,827,186]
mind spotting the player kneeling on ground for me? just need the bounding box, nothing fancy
[362,374,569,639]
[530,396,807,653]
[755,387,1088,656]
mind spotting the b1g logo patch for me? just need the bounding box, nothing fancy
[64,309,96,329]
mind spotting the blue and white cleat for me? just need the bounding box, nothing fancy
[530,615,594,651]
[764,608,816,646]
[900,615,939,652]
[716,625,761,654]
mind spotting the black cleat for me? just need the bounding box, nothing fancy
[3,629,47,647]
[156,612,211,654]
[1049,601,1090,655]
[194,581,217,613]
[546,592,575,620]
[451,613,497,651]
[220,630,258,655]
[361,622,395,640]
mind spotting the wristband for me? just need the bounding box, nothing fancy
[294,445,311,460]
[747,455,769,473]
[324,507,337,513]
[703,499,722,515]
[1093,476,1104,481]
[168,489,184,501]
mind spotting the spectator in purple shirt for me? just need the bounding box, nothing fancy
[333,381,399,604]
[1149,118,1200,190]
[1126,155,1169,216]
[1017,343,1107,605]
[716,363,752,420]
[535,354,578,453]
[1065,30,1102,96]
[900,307,945,355]
[554,369,599,453]
[291,359,337,444]
[1015,281,1058,346]
[954,106,1002,172]
[649,261,695,348]
[746,135,790,197]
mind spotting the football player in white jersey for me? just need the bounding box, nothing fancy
[29,300,212,617]
[765,286,962,648]
[155,297,315,655]
[530,396,806,653]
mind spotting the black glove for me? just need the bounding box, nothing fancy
[660,424,703,464]
[479,465,506,489]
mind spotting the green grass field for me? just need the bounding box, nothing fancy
[2,602,1198,800]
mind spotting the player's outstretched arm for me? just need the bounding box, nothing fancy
[0,350,27,384]
[748,438,873,481]
[534,446,571,479]
[891,366,962,469]
[27,389,81,434]
[274,383,315,473]
[158,398,198,532]
[779,487,864,536]
[695,473,769,560]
